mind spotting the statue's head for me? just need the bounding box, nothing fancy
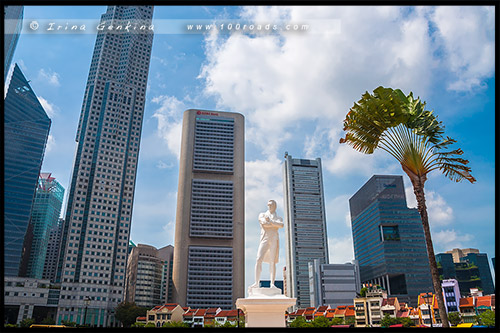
[267,199,277,213]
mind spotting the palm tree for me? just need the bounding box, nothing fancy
[340,86,475,328]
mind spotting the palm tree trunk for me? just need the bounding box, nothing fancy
[404,168,449,328]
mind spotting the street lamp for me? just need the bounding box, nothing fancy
[83,297,91,327]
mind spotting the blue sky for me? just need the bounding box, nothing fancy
[11,5,495,290]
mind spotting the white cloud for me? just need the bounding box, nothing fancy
[326,194,352,229]
[37,96,58,118]
[156,160,173,169]
[430,6,495,91]
[432,229,474,253]
[200,6,487,178]
[328,235,355,264]
[37,68,60,87]
[151,95,185,159]
[405,186,453,227]
[45,134,55,153]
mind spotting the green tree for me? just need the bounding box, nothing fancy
[399,317,413,328]
[380,313,399,327]
[144,322,155,328]
[162,320,190,328]
[311,316,332,327]
[61,320,76,327]
[330,317,343,325]
[340,86,476,328]
[289,316,313,328]
[359,287,368,297]
[131,322,145,328]
[19,318,35,328]
[476,310,495,327]
[114,301,148,328]
[448,311,462,326]
[344,316,355,326]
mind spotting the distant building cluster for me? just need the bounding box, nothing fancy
[3,4,495,329]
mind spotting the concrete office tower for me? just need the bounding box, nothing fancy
[309,259,361,308]
[55,6,154,327]
[172,109,244,310]
[19,173,64,279]
[4,6,23,81]
[349,175,433,306]
[43,218,65,282]
[446,248,480,263]
[124,244,174,308]
[283,154,329,308]
[4,63,51,277]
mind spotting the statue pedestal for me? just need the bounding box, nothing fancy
[236,287,296,327]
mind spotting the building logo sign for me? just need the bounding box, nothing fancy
[197,110,219,116]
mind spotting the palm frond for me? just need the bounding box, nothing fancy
[340,86,475,184]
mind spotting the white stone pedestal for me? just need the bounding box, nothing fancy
[236,287,296,327]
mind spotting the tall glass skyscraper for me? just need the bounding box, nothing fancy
[349,175,433,306]
[19,173,64,279]
[4,63,51,277]
[55,6,154,327]
[4,6,23,81]
[283,154,329,308]
[172,109,245,310]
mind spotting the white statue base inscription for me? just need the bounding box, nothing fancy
[236,287,296,327]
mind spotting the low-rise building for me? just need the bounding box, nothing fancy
[214,309,243,326]
[417,293,437,327]
[182,308,196,326]
[459,297,476,323]
[441,279,461,313]
[203,307,221,327]
[475,295,495,314]
[353,285,386,327]
[192,308,207,327]
[146,303,184,327]
[381,297,400,317]
[4,276,58,325]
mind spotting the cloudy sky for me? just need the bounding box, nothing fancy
[11,5,495,290]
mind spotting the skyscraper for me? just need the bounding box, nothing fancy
[19,173,64,279]
[282,154,329,308]
[4,6,23,81]
[4,63,51,277]
[43,218,65,282]
[55,6,154,327]
[349,175,433,306]
[172,109,245,310]
[124,244,173,308]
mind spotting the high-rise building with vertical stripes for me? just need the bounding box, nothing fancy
[349,175,432,306]
[172,109,245,310]
[4,63,51,277]
[4,6,23,81]
[55,6,154,327]
[282,154,329,308]
[19,173,64,279]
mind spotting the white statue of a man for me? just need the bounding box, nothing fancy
[250,199,284,290]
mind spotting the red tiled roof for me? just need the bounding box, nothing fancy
[459,297,474,308]
[183,309,196,317]
[396,309,409,318]
[136,316,147,321]
[345,308,355,317]
[304,307,316,315]
[194,309,207,316]
[215,310,230,317]
[476,296,493,308]
[293,309,306,316]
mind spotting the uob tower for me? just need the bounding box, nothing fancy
[56,6,154,327]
